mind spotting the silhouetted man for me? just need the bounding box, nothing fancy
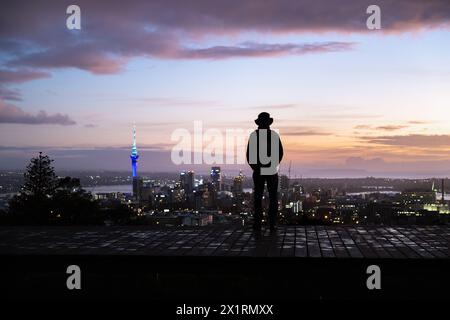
[246,112,284,232]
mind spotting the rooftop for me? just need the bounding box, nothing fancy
[1,225,448,258]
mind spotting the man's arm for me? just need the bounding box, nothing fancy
[246,140,250,164]
[279,136,284,163]
[247,133,259,171]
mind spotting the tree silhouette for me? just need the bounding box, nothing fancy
[5,153,136,226]
[52,176,102,225]
[7,153,104,225]
[23,152,57,198]
[8,152,57,224]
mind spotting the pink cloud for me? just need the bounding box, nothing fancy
[0,69,50,83]
[12,48,129,75]
[0,68,51,101]
[360,134,450,148]
[0,87,22,101]
[179,41,355,59]
[375,125,409,131]
[0,100,76,125]
[0,0,448,77]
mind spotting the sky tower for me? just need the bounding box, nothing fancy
[130,125,139,177]
[130,125,141,200]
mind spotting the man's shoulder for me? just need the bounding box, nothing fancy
[250,128,281,138]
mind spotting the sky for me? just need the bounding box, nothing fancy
[0,0,450,177]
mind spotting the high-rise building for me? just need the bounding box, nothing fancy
[180,171,187,189]
[130,125,140,199]
[292,183,305,195]
[180,170,195,194]
[133,177,143,201]
[233,170,244,195]
[279,174,290,191]
[210,166,221,191]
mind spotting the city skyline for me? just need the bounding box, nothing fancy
[1,1,450,177]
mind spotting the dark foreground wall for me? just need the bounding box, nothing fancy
[1,225,449,302]
[2,254,449,300]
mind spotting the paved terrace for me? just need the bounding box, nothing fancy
[1,225,449,258]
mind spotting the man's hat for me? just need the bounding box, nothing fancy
[255,112,273,126]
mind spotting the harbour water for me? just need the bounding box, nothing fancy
[346,191,400,196]
[84,185,132,194]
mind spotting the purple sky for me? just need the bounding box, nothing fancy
[1,0,450,177]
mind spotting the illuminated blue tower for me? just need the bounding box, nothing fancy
[130,126,141,200]
[130,125,139,178]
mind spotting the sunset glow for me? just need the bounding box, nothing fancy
[1,0,450,177]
